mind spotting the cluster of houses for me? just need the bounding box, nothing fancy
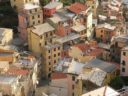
[0,0,128,96]
[0,28,41,96]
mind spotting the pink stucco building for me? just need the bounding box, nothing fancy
[18,3,43,42]
[120,46,128,76]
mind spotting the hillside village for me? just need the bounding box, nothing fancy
[0,0,128,96]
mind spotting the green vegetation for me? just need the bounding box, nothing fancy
[109,76,124,90]
[40,0,50,6]
[109,76,128,90]
[0,4,18,29]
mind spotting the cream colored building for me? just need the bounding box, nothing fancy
[0,75,22,96]
[18,3,43,41]
[49,72,68,96]
[120,46,128,76]
[86,11,93,39]
[71,24,86,39]
[82,86,120,96]
[28,23,55,55]
[10,0,39,11]
[42,43,62,78]
[0,28,13,46]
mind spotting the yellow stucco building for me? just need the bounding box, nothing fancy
[28,23,55,55]
[42,43,62,78]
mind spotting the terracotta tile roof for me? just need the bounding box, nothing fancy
[74,43,103,56]
[0,48,15,53]
[0,49,15,63]
[74,43,98,52]
[75,43,91,51]
[51,72,67,80]
[88,48,103,56]
[67,2,86,14]
[7,68,29,75]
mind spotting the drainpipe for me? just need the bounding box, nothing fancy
[103,86,107,96]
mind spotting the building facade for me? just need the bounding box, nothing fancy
[0,28,13,46]
[120,46,128,76]
[42,43,62,78]
[10,0,39,11]
[18,3,43,42]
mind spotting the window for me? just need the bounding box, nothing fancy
[58,53,60,56]
[72,76,75,81]
[72,93,74,96]
[54,60,56,63]
[122,68,125,72]
[39,43,41,46]
[33,21,35,25]
[122,60,125,66]
[49,62,51,65]
[45,41,47,45]
[49,68,51,71]
[13,5,17,9]
[50,39,52,43]
[115,42,118,47]
[50,32,52,36]
[38,20,40,23]
[35,9,37,12]
[54,54,56,57]
[72,85,75,89]
[38,15,40,18]
[54,48,56,51]
[101,30,103,33]
[101,35,103,38]
[45,33,48,37]
[48,73,51,78]
[48,56,51,59]
[32,16,34,19]
[58,47,60,50]
[48,50,50,53]
[30,10,32,13]
[41,36,43,39]
[123,52,126,56]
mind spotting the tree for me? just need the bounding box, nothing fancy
[40,0,50,6]
[109,76,124,90]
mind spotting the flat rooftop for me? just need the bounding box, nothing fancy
[56,33,80,43]
[24,3,39,10]
[48,16,62,24]
[0,75,17,85]
[32,23,55,36]
[71,24,86,32]
[96,23,116,30]
[44,43,61,49]
[44,1,62,9]
[85,59,116,73]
